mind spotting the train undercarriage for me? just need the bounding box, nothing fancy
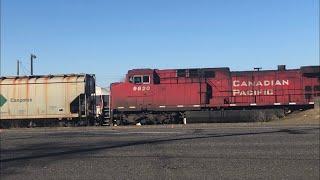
[0,117,98,128]
[0,105,315,128]
[110,104,314,125]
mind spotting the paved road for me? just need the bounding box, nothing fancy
[1,124,319,180]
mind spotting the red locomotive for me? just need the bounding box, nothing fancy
[110,65,320,125]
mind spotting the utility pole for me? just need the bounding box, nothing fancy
[30,54,37,75]
[17,60,20,76]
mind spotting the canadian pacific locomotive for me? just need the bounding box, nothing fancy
[110,65,320,125]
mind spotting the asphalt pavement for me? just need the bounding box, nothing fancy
[0,124,319,180]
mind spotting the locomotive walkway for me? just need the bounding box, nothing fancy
[1,122,319,180]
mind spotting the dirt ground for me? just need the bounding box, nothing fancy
[270,105,320,125]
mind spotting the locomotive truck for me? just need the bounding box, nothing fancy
[110,65,320,125]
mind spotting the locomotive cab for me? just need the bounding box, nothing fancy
[126,69,160,85]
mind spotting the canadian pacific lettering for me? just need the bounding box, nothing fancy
[232,79,289,96]
[233,80,289,87]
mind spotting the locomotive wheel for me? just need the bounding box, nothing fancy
[115,119,122,126]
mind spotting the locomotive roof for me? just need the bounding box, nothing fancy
[231,65,319,74]
[129,67,230,72]
[231,68,299,74]
[129,66,319,73]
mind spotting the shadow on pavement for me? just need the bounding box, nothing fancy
[1,127,319,163]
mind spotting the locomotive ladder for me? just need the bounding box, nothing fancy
[102,106,111,125]
[101,95,111,125]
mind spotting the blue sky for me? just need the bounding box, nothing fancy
[1,0,319,86]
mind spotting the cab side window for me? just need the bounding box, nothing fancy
[133,76,142,84]
[143,75,150,84]
[131,75,150,84]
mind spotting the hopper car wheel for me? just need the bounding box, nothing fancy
[0,121,12,128]
[28,121,35,128]
[58,121,68,127]
[66,121,76,127]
